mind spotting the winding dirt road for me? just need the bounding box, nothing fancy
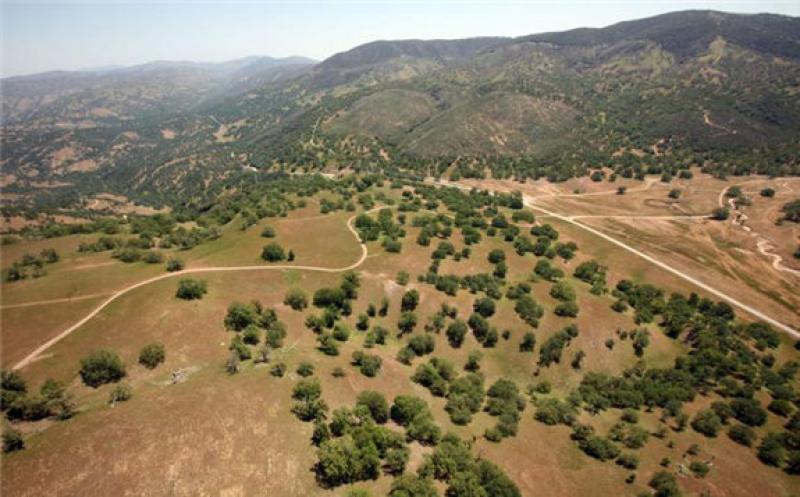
[11,211,372,371]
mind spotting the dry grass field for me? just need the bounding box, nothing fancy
[2,180,799,497]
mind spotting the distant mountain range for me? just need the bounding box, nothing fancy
[2,10,799,212]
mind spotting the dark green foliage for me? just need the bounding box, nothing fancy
[229,336,251,360]
[318,334,340,356]
[242,325,261,345]
[408,334,436,356]
[727,424,756,446]
[444,373,485,425]
[711,207,730,220]
[401,289,420,312]
[484,378,525,441]
[284,288,308,310]
[519,332,536,352]
[730,397,768,426]
[757,432,786,466]
[3,429,25,453]
[109,383,133,403]
[166,257,185,272]
[138,343,165,369]
[538,324,579,367]
[292,378,327,421]
[549,281,576,302]
[446,320,468,348]
[649,471,681,497]
[554,301,579,317]
[270,362,287,377]
[391,395,429,426]
[224,301,260,331]
[297,362,315,377]
[175,278,207,300]
[578,436,620,461]
[533,259,563,281]
[616,453,639,470]
[79,349,126,387]
[534,398,576,426]
[472,297,495,318]
[261,242,286,262]
[407,412,442,445]
[689,460,710,477]
[356,390,389,424]
[412,358,455,397]
[513,295,544,328]
[388,475,438,497]
[352,351,382,377]
[781,199,800,223]
[398,312,418,335]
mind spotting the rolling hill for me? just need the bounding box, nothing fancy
[1,10,799,215]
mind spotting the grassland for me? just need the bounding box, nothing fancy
[2,177,799,497]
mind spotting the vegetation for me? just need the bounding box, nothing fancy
[138,343,166,369]
[79,350,126,387]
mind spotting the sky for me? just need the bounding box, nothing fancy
[2,0,799,77]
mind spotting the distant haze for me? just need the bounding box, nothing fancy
[2,0,799,77]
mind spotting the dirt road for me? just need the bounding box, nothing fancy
[439,179,800,338]
[11,211,372,371]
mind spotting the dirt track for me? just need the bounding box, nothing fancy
[440,179,800,339]
[11,210,373,371]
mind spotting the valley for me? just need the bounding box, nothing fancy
[2,8,800,497]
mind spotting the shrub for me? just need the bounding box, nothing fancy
[727,423,755,446]
[166,258,185,272]
[579,436,620,461]
[175,278,207,300]
[617,453,639,470]
[297,362,315,377]
[401,289,420,312]
[261,242,286,262]
[388,475,437,497]
[446,320,468,348]
[242,325,261,345]
[691,409,722,437]
[109,383,133,403]
[284,288,308,310]
[224,302,259,331]
[79,349,126,387]
[711,207,730,221]
[730,398,767,426]
[138,343,166,369]
[143,251,164,264]
[356,390,389,423]
[473,297,496,318]
[270,362,287,377]
[649,471,680,497]
[488,249,505,264]
[260,226,276,238]
[550,280,576,301]
[689,460,709,477]
[352,351,382,377]
[3,429,24,453]
[554,301,579,317]
[519,332,536,352]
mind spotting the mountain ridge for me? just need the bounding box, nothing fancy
[1,9,799,214]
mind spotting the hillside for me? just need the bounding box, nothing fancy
[2,10,799,217]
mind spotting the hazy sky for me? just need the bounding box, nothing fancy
[2,0,799,77]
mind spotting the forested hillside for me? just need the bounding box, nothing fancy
[2,10,799,216]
